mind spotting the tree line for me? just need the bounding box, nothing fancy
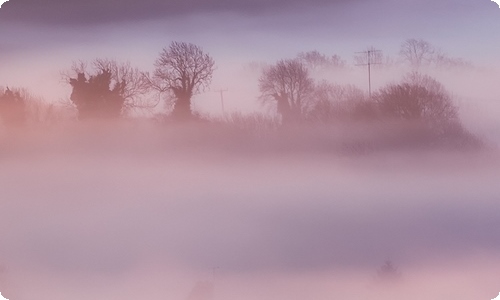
[0,39,481,149]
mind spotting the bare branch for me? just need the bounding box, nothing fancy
[259,58,314,124]
[151,42,215,119]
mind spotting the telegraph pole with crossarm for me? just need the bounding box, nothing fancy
[355,49,382,98]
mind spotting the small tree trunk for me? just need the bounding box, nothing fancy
[275,93,294,125]
[172,94,192,120]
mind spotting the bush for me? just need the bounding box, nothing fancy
[0,88,26,127]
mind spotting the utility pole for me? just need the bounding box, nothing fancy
[355,49,382,98]
[215,89,228,116]
[211,266,219,300]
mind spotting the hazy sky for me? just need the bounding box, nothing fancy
[0,0,499,114]
[1,0,499,60]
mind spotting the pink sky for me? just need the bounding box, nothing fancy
[0,0,499,116]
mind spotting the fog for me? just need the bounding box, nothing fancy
[1,0,500,299]
[0,124,499,300]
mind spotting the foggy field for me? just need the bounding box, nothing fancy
[1,0,500,299]
[0,124,499,300]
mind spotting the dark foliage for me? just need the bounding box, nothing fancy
[371,73,482,148]
[69,70,126,120]
[303,74,481,151]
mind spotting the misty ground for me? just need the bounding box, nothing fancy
[0,122,499,300]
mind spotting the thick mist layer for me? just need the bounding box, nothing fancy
[0,125,499,300]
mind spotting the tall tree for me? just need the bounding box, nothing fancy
[148,42,215,120]
[259,59,314,124]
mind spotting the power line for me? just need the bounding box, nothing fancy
[355,49,382,98]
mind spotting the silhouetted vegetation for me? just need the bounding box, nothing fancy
[308,82,368,123]
[297,50,347,71]
[0,38,487,152]
[221,112,280,138]
[259,59,314,124]
[66,59,151,120]
[371,73,480,149]
[0,87,26,127]
[69,70,126,120]
[145,42,215,121]
[399,39,473,70]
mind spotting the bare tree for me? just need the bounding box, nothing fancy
[399,39,435,69]
[147,42,215,120]
[297,50,346,71]
[92,59,153,112]
[329,54,347,69]
[399,39,473,70]
[433,50,473,69]
[308,81,366,122]
[259,59,314,124]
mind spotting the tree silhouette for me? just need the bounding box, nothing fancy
[148,42,215,120]
[65,59,152,119]
[69,69,126,120]
[0,87,26,127]
[370,73,483,148]
[433,50,473,70]
[374,73,457,128]
[308,82,366,123]
[92,59,152,112]
[399,39,473,70]
[259,59,314,124]
[297,50,346,71]
[399,39,435,69]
